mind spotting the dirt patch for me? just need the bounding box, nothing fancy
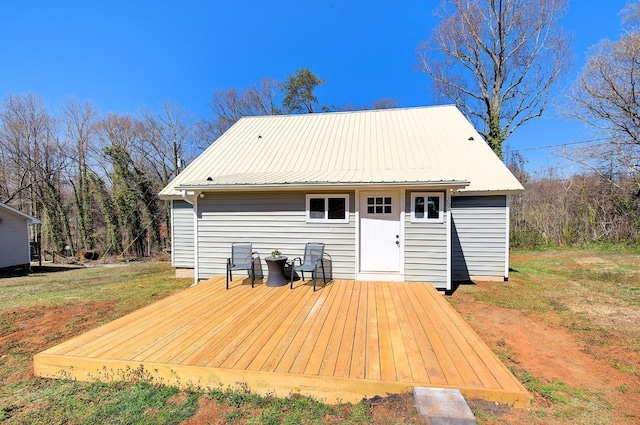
[0,301,115,384]
[362,393,423,424]
[181,392,422,424]
[452,282,640,424]
[573,256,613,266]
[566,298,640,338]
[180,397,235,425]
[467,398,512,418]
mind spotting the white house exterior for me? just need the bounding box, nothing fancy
[160,106,524,291]
[0,203,41,270]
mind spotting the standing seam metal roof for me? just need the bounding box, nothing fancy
[159,105,524,197]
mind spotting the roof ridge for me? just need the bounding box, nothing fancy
[237,104,457,121]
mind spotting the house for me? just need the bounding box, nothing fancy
[0,203,41,270]
[159,105,524,291]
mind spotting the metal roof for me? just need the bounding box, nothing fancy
[159,105,524,198]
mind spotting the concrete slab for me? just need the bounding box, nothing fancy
[413,387,476,425]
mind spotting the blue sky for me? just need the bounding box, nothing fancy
[0,1,631,173]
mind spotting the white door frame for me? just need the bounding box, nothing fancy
[355,188,405,281]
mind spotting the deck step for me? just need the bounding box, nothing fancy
[413,387,476,425]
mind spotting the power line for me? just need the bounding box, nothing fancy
[510,137,610,152]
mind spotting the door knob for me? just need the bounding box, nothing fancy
[396,240,400,245]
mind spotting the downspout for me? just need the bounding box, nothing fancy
[446,189,453,292]
[504,195,510,281]
[26,219,32,272]
[180,189,200,286]
[192,192,200,286]
[181,189,197,206]
[170,200,175,267]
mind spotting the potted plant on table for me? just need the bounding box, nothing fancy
[271,249,281,258]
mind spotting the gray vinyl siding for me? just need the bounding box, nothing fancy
[197,191,356,280]
[451,195,507,280]
[403,191,448,288]
[0,210,30,269]
[172,200,194,268]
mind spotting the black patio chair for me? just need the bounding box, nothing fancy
[226,242,260,289]
[289,242,326,291]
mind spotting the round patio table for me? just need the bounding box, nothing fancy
[265,255,288,287]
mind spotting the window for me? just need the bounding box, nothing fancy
[411,192,444,223]
[366,196,393,214]
[306,194,349,223]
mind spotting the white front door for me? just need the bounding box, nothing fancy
[359,190,402,280]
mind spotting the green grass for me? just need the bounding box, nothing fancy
[515,370,589,405]
[3,380,200,425]
[612,360,638,376]
[0,262,189,316]
[504,369,614,423]
[203,384,373,425]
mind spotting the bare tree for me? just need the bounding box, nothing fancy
[0,93,73,252]
[196,69,333,148]
[97,113,162,257]
[59,97,99,250]
[566,3,640,194]
[139,101,197,249]
[139,100,196,186]
[98,113,141,159]
[341,98,400,111]
[511,171,640,247]
[622,1,640,25]
[418,0,571,159]
[197,78,281,147]
[0,93,50,207]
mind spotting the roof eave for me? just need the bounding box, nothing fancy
[0,203,41,223]
[173,180,471,193]
[158,193,185,201]
[457,188,524,195]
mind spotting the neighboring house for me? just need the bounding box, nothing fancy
[159,105,523,291]
[0,203,41,270]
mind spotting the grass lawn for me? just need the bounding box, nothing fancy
[1,249,638,424]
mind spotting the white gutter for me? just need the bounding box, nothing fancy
[176,180,470,192]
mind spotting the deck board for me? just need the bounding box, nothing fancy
[384,284,413,383]
[248,285,314,372]
[349,281,368,380]
[365,281,381,381]
[34,277,530,406]
[307,278,348,376]
[333,280,360,378]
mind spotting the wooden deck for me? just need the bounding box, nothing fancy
[34,277,529,406]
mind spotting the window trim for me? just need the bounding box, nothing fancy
[306,194,349,223]
[411,192,444,223]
